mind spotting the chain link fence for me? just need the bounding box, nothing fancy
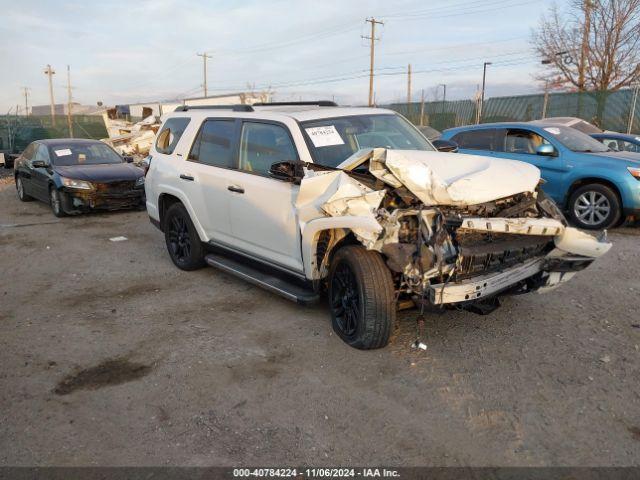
[387,87,640,134]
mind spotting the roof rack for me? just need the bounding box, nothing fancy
[174,104,254,112]
[252,101,338,107]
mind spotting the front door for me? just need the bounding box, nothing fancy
[31,144,53,201]
[225,120,303,273]
[492,128,569,203]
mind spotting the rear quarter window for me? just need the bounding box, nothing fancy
[155,117,191,154]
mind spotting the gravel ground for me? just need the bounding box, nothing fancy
[0,178,639,467]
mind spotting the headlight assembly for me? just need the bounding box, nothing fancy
[61,177,94,190]
[135,176,145,187]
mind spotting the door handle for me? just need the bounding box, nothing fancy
[179,174,194,181]
[227,185,244,194]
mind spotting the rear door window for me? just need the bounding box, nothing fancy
[238,122,297,176]
[188,120,237,168]
[155,117,191,154]
[451,129,497,150]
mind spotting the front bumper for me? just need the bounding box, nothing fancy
[60,187,145,213]
[429,255,593,305]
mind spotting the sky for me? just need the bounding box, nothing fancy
[0,0,562,113]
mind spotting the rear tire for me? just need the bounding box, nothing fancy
[568,183,621,230]
[16,177,33,202]
[164,203,205,271]
[328,245,396,349]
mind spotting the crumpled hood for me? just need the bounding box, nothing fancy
[338,149,541,206]
[54,163,144,182]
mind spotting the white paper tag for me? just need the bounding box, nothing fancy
[544,127,561,135]
[305,126,345,147]
[55,148,72,157]
[109,236,128,242]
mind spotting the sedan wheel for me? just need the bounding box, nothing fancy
[50,188,66,217]
[16,178,32,202]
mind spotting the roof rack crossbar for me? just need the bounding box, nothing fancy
[252,101,338,107]
[174,105,254,112]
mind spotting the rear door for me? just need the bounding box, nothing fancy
[16,143,37,196]
[224,120,303,273]
[450,128,499,156]
[181,119,238,243]
[31,145,53,201]
[491,128,569,202]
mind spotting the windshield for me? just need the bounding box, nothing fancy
[541,126,610,153]
[301,114,434,167]
[49,143,124,166]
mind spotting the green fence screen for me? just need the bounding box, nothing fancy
[386,88,640,134]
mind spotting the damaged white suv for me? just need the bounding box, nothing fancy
[145,102,611,349]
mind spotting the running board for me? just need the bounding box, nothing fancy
[204,253,319,305]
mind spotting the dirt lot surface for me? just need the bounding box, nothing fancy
[1,178,639,467]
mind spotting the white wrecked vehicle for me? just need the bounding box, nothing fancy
[145,102,611,349]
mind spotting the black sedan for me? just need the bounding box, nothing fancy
[14,139,145,217]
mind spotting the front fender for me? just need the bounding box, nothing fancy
[301,216,382,280]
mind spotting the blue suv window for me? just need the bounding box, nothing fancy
[451,129,497,150]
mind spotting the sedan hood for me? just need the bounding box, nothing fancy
[338,148,541,206]
[584,150,640,166]
[54,163,144,182]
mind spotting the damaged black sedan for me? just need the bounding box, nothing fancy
[14,139,145,217]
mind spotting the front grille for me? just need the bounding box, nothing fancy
[95,180,136,193]
[454,231,553,280]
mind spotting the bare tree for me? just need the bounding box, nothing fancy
[533,0,640,92]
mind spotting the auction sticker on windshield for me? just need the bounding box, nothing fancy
[305,126,345,147]
[55,148,73,157]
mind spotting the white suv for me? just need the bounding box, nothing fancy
[145,101,611,349]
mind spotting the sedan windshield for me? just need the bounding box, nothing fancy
[49,143,124,166]
[541,125,610,153]
[301,114,434,167]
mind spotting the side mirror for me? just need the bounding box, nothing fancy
[31,160,49,168]
[432,139,459,153]
[536,144,557,157]
[123,156,134,163]
[269,161,305,183]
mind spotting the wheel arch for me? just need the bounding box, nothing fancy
[301,216,382,280]
[566,177,623,209]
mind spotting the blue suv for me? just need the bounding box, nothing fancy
[441,122,640,229]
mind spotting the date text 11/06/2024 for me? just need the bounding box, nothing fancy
[232,468,400,478]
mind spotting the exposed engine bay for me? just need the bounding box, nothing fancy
[294,148,612,311]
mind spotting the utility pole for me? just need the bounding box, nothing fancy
[542,80,550,119]
[628,84,639,134]
[439,83,446,114]
[578,0,591,92]
[66,65,73,138]
[480,62,492,122]
[22,87,30,116]
[419,89,425,126]
[44,64,56,126]
[363,17,383,107]
[407,64,412,105]
[197,52,212,98]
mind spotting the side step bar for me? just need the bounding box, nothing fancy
[204,253,319,305]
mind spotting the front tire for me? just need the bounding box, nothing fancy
[16,177,33,202]
[49,187,66,217]
[568,184,621,230]
[164,203,205,271]
[328,245,396,349]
